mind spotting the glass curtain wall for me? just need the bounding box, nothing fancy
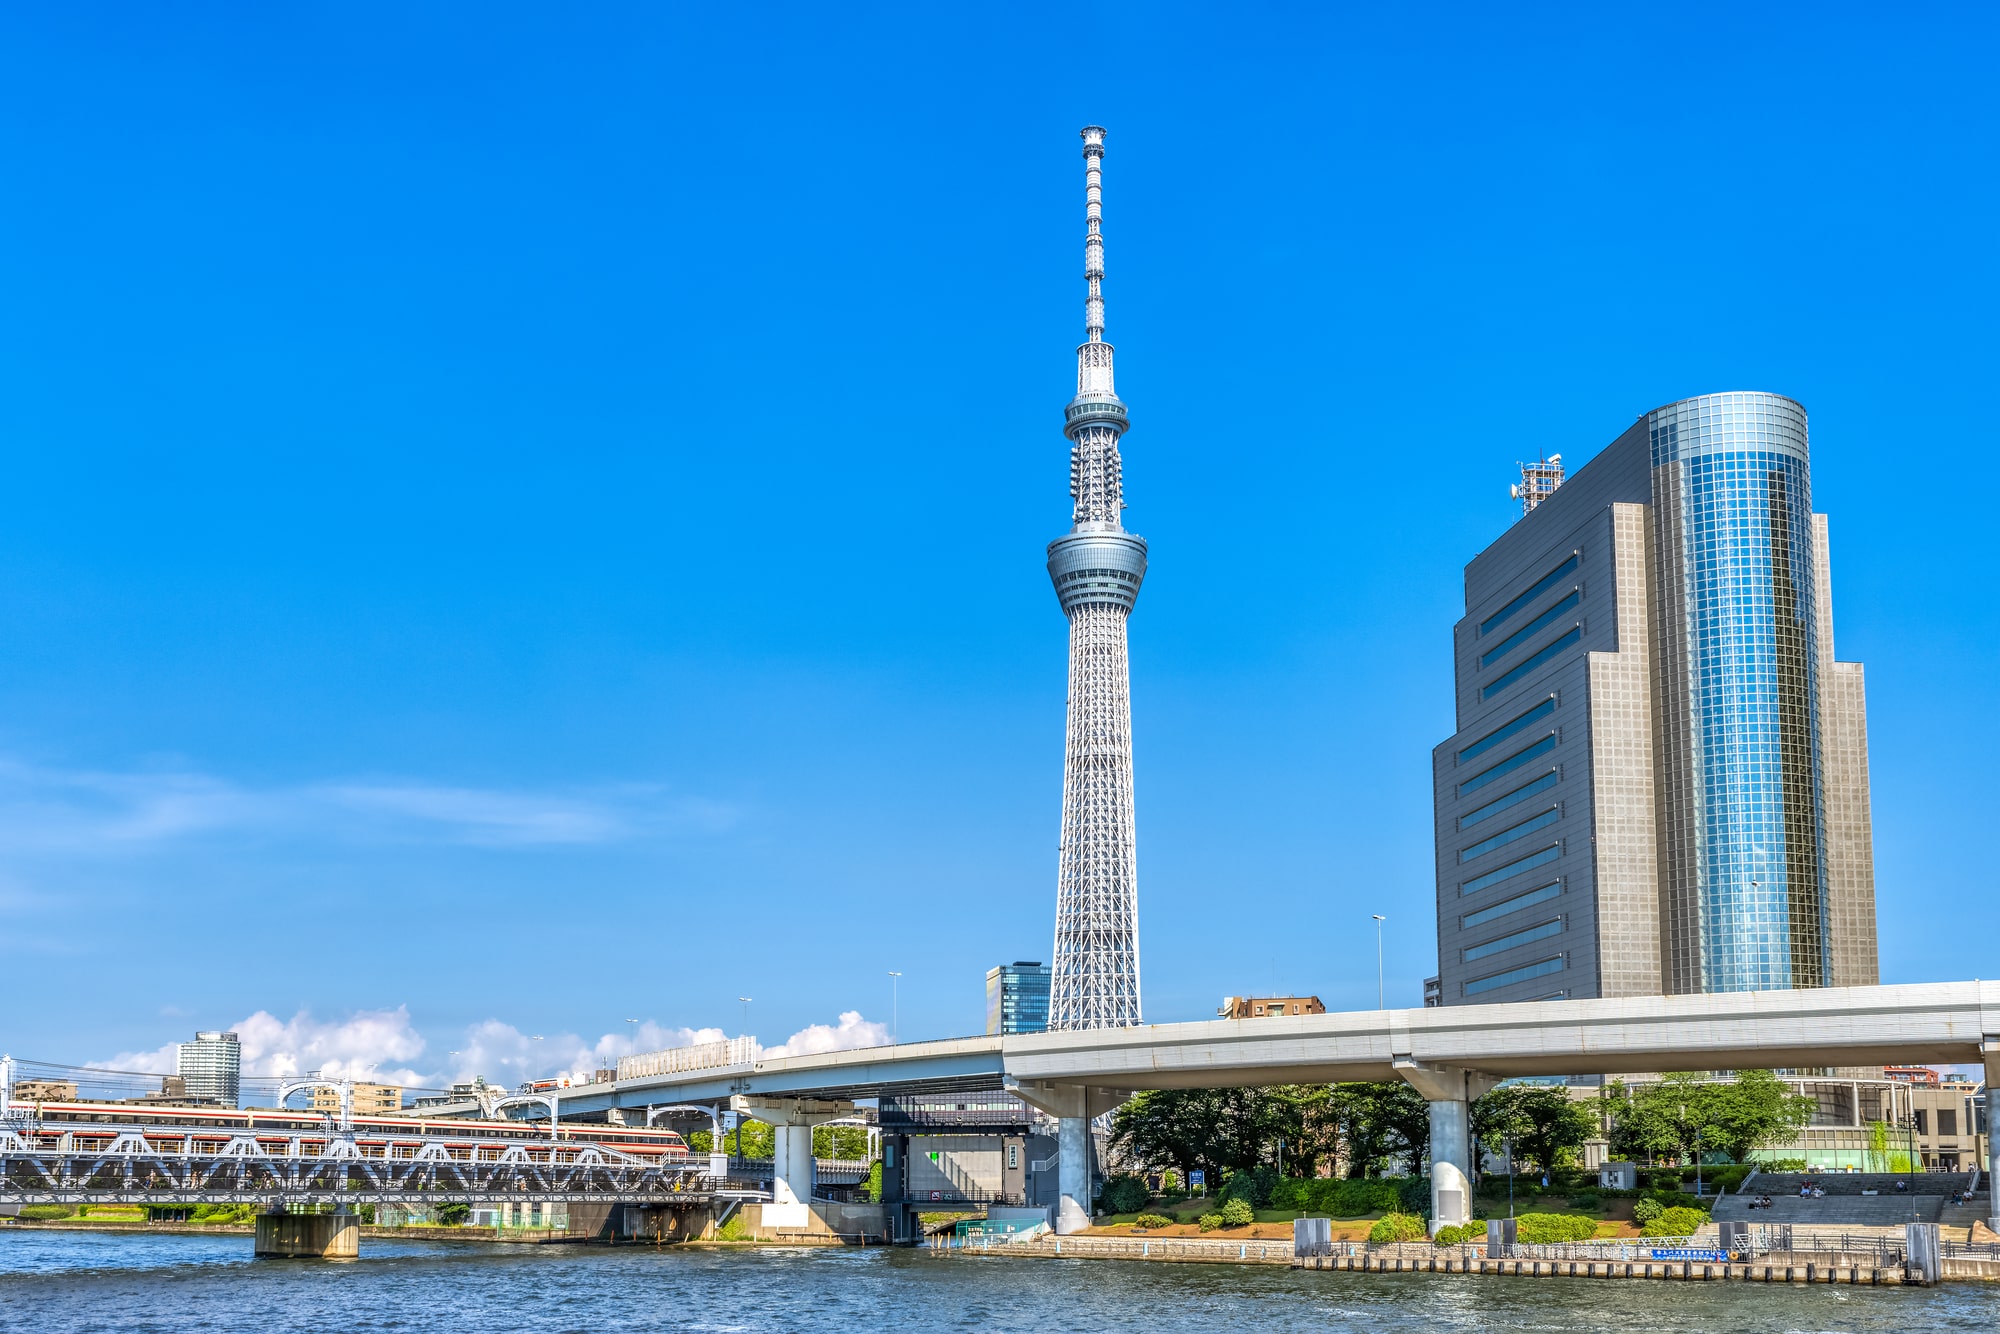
[1650,392,1830,993]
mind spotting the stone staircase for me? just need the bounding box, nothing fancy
[1710,1172,1972,1227]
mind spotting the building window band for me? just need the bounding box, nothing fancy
[1458,733,1559,795]
[1479,591,1582,669]
[1464,955,1566,995]
[1459,843,1562,897]
[1459,770,1560,829]
[1463,917,1565,963]
[1460,881,1563,930]
[1457,696,1557,765]
[1478,553,1580,637]
[1480,627,1583,700]
[1459,806,1562,863]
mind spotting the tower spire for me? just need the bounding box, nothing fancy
[1077,127,1115,399]
[1046,126,1146,1037]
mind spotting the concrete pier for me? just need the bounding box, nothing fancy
[254,1210,360,1258]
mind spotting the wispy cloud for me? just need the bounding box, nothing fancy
[0,755,740,856]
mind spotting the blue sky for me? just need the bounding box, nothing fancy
[1,4,1993,1085]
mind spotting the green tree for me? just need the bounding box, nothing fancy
[1603,1072,1813,1165]
[1110,1089,1230,1184]
[1338,1082,1431,1177]
[1473,1083,1596,1173]
[812,1124,871,1160]
[1701,1070,1814,1162]
[1110,1087,1305,1183]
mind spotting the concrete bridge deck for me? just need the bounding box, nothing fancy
[563,980,1999,1236]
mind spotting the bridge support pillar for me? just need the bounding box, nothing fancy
[1984,1039,2000,1234]
[255,1207,359,1258]
[1393,1058,1497,1236]
[734,1096,856,1231]
[1006,1079,1132,1236]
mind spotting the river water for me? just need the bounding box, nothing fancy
[2,1230,1994,1332]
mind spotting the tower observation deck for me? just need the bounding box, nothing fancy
[1046,126,1145,1031]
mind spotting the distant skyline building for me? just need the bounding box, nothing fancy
[986,961,1052,1036]
[1432,392,1878,1005]
[176,1030,242,1107]
[1047,126,1146,1031]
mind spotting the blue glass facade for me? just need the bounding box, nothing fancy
[985,961,1051,1035]
[1650,393,1828,993]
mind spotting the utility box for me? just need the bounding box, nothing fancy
[1599,1161,1638,1191]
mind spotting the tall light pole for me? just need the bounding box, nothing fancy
[888,972,902,1045]
[737,997,752,1035]
[1372,916,1387,1009]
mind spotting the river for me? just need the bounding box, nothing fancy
[1,1230,1994,1331]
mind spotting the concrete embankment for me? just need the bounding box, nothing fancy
[942,1235,1295,1265]
[1293,1250,1939,1283]
[944,1232,2000,1284]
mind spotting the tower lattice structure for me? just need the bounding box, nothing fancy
[1046,127,1146,1031]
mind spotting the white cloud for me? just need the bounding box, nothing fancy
[440,1018,732,1089]
[764,1010,889,1058]
[0,754,740,854]
[99,1006,432,1087]
[96,1007,884,1095]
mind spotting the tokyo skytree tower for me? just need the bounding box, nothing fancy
[1046,126,1145,1031]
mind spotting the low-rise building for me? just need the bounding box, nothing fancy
[1217,995,1325,1019]
[310,1082,404,1115]
[12,1080,77,1102]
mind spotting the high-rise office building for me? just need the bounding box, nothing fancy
[1047,126,1146,1031]
[986,961,1053,1036]
[1432,392,1878,1005]
[176,1030,242,1107]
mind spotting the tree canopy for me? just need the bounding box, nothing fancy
[1108,1081,1433,1182]
[1471,1082,1597,1172]
[1601,1071,1814,1164]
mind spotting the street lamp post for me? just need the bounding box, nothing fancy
[888,972,902,1045]
[1372,916,1387,1009]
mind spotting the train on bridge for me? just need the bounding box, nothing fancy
[15,1099,694,1163]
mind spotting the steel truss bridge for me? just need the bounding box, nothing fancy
[0,1120,729,1209]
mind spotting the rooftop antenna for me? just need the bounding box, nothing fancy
[1511,454,1565,515]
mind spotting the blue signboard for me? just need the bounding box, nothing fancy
[1189,1170,1205,1187]
[1649,1248,1727,1262]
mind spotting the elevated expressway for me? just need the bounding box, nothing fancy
[559,981,2000,1234]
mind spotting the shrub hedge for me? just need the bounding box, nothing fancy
[1100,1174,1150,1215]
[1133,1213,1173,1230]
[1641,1206,1708,1238]
[1367,1212,1428,1244]
[1431,1223,1472,1246]
[1514,1212,1598,1243]
[1218,1199,1255,1227]
[1269,1176,1414,1218]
